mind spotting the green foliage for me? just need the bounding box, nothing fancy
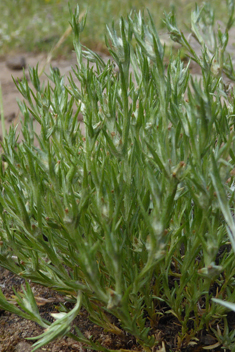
[0,0,228,55]
[1,2,235,350]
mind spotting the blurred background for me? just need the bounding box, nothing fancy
[0,0,228,57]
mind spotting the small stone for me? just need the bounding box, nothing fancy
[5,112,16,123]
[15,341,32,352]
[6,56,26,70]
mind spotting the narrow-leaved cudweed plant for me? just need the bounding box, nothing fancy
[1,2,235,350]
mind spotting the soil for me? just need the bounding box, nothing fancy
[1,29,235,352]
[0,266,229,352]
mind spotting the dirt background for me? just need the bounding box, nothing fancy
[1,29,235,352]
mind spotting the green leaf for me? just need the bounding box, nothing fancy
[29,293,82,351]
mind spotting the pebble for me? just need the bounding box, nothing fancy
[6,56,26,70]
[15,341,32,352]
[5,112,16,123]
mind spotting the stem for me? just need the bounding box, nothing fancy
[0,83,5,141]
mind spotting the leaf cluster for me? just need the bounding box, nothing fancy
[1,2,235,350]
